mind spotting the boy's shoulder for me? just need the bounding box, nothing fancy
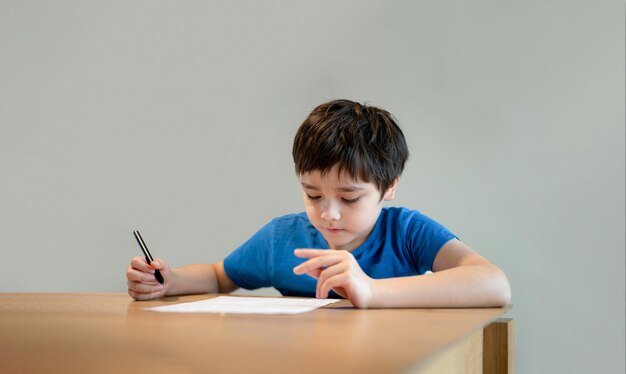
[266,212,312,230]
[270,211,309,223]
[383,206,457,242]
[382,206,423,220]
[381,206,449,229]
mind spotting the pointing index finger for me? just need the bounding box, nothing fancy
[294,249,334,258]
[293,253,345,275]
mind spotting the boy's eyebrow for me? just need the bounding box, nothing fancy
[300,182,365,192]
[301,182,320,190]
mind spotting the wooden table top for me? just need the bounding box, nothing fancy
[0,293,509,373]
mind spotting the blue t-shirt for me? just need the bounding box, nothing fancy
[223,207,457,298]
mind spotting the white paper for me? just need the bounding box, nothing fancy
[144,296,340,315]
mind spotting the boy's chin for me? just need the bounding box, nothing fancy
[323,238,344,250]
[324,238,357,251]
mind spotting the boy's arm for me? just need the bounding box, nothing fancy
[166,260,239,296]
[294,239,511,309]
[369,239,511,308]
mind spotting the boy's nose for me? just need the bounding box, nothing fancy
[320,201,341,221]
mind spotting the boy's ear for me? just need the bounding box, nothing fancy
[383,177,400,201]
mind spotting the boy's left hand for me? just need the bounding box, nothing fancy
[293,249,374,308]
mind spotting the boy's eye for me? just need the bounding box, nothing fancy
[342,197,361,205]
[306,194,321,201]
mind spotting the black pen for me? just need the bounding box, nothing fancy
[133,230,165,284]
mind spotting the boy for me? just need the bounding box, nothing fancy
[126,99,511,308]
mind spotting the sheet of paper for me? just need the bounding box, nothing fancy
[144,296,340,315]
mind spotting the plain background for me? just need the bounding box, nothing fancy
[1,1,623,372]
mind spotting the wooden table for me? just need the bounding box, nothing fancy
[0,293,513,373]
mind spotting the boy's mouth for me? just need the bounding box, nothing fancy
[325,227,343,234]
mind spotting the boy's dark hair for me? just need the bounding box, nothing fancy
[293,99,409,198]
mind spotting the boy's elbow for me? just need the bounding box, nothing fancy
[491,271,512,307]
[478,265,511,307]
[493,286,511,307]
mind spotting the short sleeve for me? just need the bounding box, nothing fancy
[406,211,457,274]
[223,222,275,290]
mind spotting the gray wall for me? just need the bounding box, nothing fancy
[1,1,623,373]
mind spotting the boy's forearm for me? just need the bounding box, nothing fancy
[166,264,220,296]
[369,265,511,309]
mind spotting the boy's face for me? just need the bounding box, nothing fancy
[299,164,397,252]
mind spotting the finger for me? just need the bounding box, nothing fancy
[301,267,323,280]
[294,254,344,278]
[150,259,170,281]
[127,279,164,294]
[126,267,161,283]
[128,289,142,300]
[294,249,337,259]
[127,280,164,300]
[128,288,163,301]
[130,256,154,273]
[318,272,349,299]
[316,262,347,298]
[293,253,345,275]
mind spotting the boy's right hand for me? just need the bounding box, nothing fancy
[126,256,171,300]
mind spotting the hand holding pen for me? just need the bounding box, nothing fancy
[133,230,164,284]
[126,230,170,300]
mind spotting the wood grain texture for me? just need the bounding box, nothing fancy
[483,318,515,374]
[0,293,510,373]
